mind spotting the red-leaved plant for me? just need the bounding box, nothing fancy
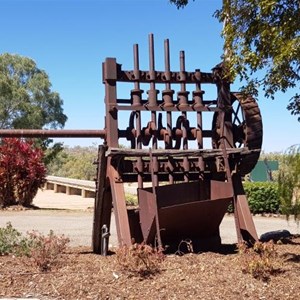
[0,138,46,207]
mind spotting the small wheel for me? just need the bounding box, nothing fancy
[212,93,263,175]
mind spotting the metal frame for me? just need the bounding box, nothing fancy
[0,34,263,254]
[93,34,261,253]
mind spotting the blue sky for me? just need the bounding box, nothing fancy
[0,0,299,152]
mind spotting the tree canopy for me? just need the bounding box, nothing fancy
[46,146,97,180]
[0,53,67,129]
[170,0,300,120]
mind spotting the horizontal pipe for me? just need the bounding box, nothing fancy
[0,129,106,138]
[118,129,212,139]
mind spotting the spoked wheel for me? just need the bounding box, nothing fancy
[212,92,263,176]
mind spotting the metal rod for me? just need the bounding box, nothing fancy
[180,50,186,92]
[195,76,205,176]
[133,44,142,146]
[164,39,171,91]
[149,148,162,249]
[101,224,110,256]
[149,33,155,91]
[118,128,213,140]
[148,33,158,186]
[133,44,140,90]
[179,51,189,181]
[149,34,157,147]
[182,114,189,182]
[134,44,143,189]
[197,111,205,177]
[164,38,173,141]
[132,44,143,107]
[0,129,106,138]
[164,39,173,183]
[147,33,158,107]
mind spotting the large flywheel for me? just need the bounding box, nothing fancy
[212,92,263,176]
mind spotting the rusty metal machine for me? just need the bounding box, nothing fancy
[92,33,263,253]
[0,34,263,254]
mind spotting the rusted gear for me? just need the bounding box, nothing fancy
[212,92,263,175]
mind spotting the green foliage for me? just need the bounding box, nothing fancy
[125,193,138,206]
[244,182,279,214]
[228,182,279,214]
[169,0,192,9]
[216,0,300,113]
[170,0,300,119]
[259,151,284,162]
[0,53,67,129]
[0,53,68,164]
[0,223,70,272]
[0,222,32,256]
[0,138,46,207]
[278,145,300,222]
[47,145,97,180]
[42,141,64,166]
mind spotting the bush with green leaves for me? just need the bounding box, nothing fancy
[244,182,279,214]
[228,182,279,214]
[278,145,300,222]
[0,138,46,207]
[0,222,32,256]
[0,223,70,271]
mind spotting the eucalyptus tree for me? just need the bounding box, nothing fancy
[0,53,68,163]
[0,53,67,130]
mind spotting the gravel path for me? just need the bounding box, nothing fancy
[0,189,299,248]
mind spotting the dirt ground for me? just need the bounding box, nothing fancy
[1,190,300,299]
[0,237,300,300]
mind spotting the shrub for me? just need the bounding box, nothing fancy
[0,223,70,271]
[28,230,70,271]
[125,193,138,206]
[227,182,279,214]
[278,145,300,222]
[116,243,165,277]
[0,138,46,207]
[238,241,282,282]
[0,222,31,256]
[244,182,279,214]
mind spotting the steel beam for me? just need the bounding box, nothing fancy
[0,129,106,138]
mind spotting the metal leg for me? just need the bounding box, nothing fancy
[232,174,259,244]
[108,164,132,247]
[149,149,163,249]
[92,145,113,254]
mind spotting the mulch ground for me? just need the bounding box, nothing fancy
[0,237,300,300]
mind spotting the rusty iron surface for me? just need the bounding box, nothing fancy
[138,180,232,249]
[0,129,106,138]
[100,33,262,250]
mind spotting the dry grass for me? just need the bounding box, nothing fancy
[0,237,299,299]
[116,242,165,277]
